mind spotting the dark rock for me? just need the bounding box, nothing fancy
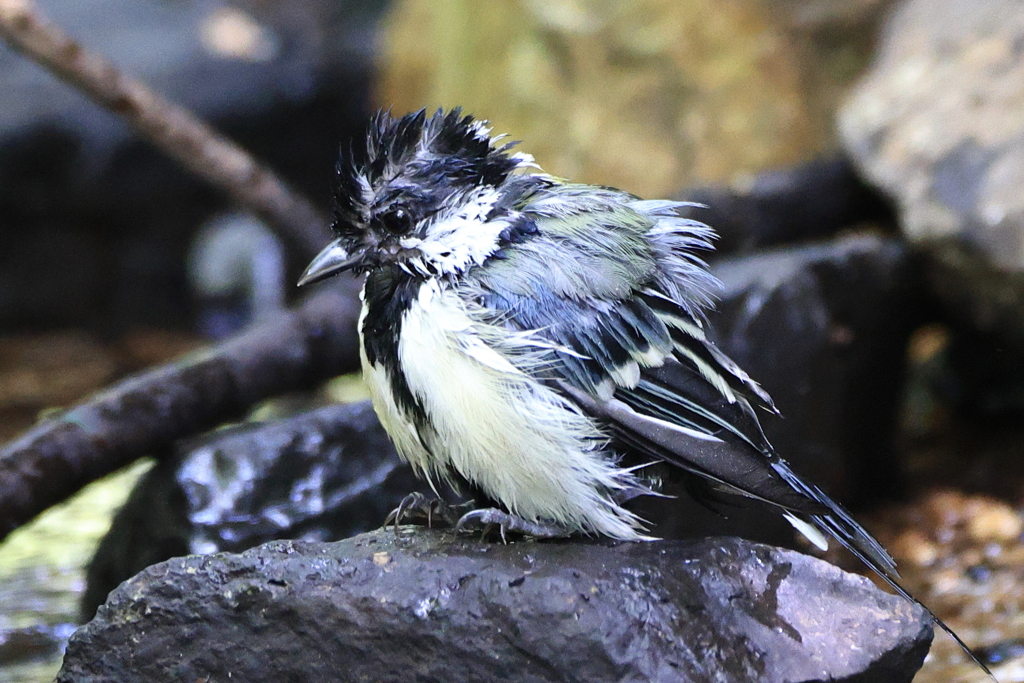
[712,233,917,497]
[60,529,932,683]
[840,0,1024,348]
[923,239,1024,353]
[640,232,920,541]
[839,0,1024,425]
[886,237,1024,423]
[81,401,420,620]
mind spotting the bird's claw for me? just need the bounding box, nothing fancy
[384,492,460,532]
[385,493,478,534]
[454,508,569,541]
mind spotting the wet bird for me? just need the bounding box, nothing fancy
[300,108,991,676]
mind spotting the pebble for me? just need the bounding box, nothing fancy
[891,529,939,566]
[965,502,1023,543]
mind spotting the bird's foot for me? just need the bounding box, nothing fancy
[385,492,477,532]
[384,492,467,531]
[455,508,570,542]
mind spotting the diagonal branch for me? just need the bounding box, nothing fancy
[0,0,331,259]
[0,282,362,544]
[678,155,894,254]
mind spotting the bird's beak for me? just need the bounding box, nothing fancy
[297,239,361,286]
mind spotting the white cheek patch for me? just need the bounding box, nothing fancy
[405,188,508,276]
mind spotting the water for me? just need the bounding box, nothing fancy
[0,461,151,683]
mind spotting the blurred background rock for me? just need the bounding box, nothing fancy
[4,0,1024,681]
[379,0,893,197]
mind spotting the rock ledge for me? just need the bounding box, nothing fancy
[59,529,931,683]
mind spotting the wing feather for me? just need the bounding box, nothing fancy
[466,184,899,578]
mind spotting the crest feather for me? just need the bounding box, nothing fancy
[331,108,523,241]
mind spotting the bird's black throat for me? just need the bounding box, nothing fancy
[361,266,429,428]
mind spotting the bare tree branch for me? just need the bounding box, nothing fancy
[0,0,332,259]
[0,282,361,543]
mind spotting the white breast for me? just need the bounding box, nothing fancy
[361,278,649,540]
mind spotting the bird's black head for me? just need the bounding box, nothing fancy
[299,108,532,285]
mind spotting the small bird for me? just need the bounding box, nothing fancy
[300,108,989,674]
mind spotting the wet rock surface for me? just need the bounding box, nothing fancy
[60,529,931,683]
[81,401,417,620]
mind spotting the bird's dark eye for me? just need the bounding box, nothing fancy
[379,207,410,234]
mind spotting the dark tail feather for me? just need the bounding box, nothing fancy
[771,461,898,576]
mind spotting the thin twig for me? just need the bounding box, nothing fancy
[0,0,332,259]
